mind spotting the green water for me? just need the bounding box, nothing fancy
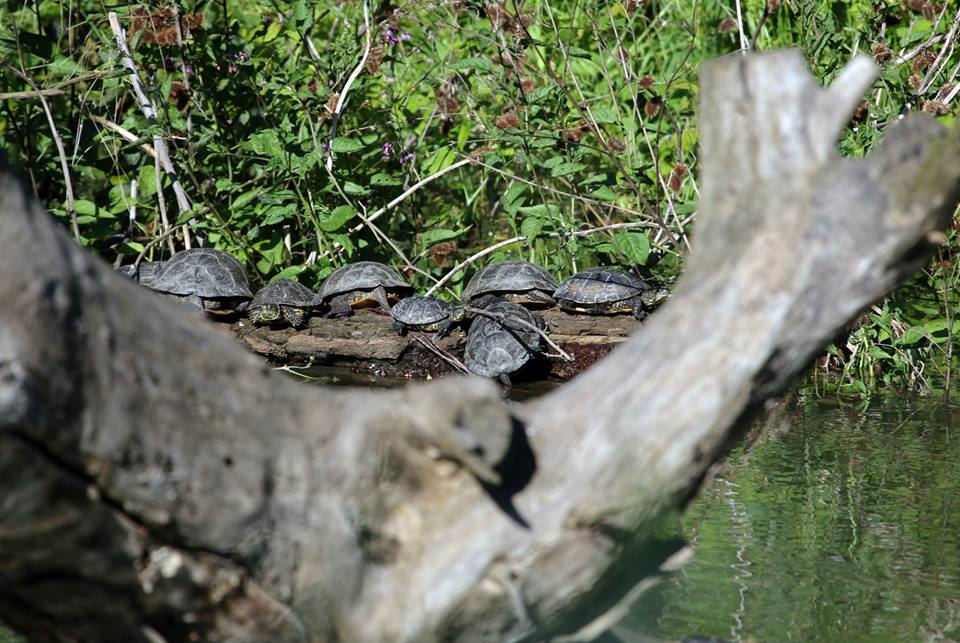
[624,392,960,642]
[4,391,958,642]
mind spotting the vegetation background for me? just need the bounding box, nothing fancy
[1,0,959,394]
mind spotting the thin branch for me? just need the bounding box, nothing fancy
[464,306,574,362]
[424,236,525,297]
[13,69,79,241]
[325,0,371,172]
[734,0,749,51]
[88,114,158,158]
[412,336,470,374]
[107,12,193,234]
[918,6,960,95]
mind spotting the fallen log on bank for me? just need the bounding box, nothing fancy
[233,308,642,380]
[2,50,960,643]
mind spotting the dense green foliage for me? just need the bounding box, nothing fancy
[1,0,958,391]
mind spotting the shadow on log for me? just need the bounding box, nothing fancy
[2,50,960,642]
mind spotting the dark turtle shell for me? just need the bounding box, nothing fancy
[149,248,252,299]
[461,261,558,303]
[320,261,410,300]
[391,296,451,327]
[464,301,541,378]
[554,268,649,306]
[250,279,319,308]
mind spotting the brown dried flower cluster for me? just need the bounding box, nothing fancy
[908,0,944,20]
[718,16,738,34]
[851,100,869,123]
[922,100,949,116]
[643,96,661,117]
[911,50,935,74]
[130,7,204,45]
[872,42,893,63]
[605,137,626,153]
[168,80,189,110]
[436,83,461,117]
[668,162,688,192]
[563,123,588,143]
[495,109,522,129]
[638,75,656,90]
[430,240,457,266]
[365,46,386,74]
[485,1,534,36]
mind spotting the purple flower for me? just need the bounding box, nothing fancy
[228,64,239,73]
[401,32,412,40]
[399,152,415,164]
[382,142,394,157]
[323,142,331,153]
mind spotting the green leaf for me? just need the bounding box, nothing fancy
[454,57,494,74]
[568,46,593,58]
[518,204,560,218]
[233,190,259,210]
[419,228,462,245]
[370,172,402,186]
[590,106,618,124]
[263,22,283,43]
[895,326,925,346]
[590,186,618,201]
[343,181,370,196]
[543,156,565,169]
[502,183,528,216]
[330,137,364,153]
[271,265,306,281]
[244,130,283,159]
[520,216,547,239]
[551,162,586,178]
[615,231,650,265]
[262,204,295,226]
[75,200,97,216]
[424,147,455,175]
[320,205,356,231]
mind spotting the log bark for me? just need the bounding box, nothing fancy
[233,308,640,381]
[2,50,959,642]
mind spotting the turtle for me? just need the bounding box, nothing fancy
[118,260,164,288]
[248,279,322,328]
[390,295,465,336]
[554,267,669,320]
[463,300,544,385]
[461,260,559,308]
[145,248,253,314]
[319,261,412,317]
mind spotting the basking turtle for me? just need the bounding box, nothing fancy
[461,260,558,308]
[118,260,164,288]
[146,248,253,314]
[464,300,544,385]
[390,295,464,336]
[319,261,412,317]
[554,268,669,320]
[248,279,321,328]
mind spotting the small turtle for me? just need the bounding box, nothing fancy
[554,267,669,320]
[319,261,412,317]
[248,279,321,328]
[118,260,164,288]
[461,260,559,308]
[464,300,544,385]
[390,296,464,336]
[146,248,253,314]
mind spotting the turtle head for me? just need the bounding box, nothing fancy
[640,286,670,309]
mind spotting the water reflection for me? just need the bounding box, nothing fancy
[624,392,960,642]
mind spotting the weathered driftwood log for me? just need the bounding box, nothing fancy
[2,50,959,643]
[234,308,641,380]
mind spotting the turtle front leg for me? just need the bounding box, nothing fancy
[393,321,408,336]
[630,296,649,321]
[185,293,205,311]
[370,285,393,313]
[326,295,354,318]
[283,306,307,328]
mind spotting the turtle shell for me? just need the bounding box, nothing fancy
[391,296,451,326]
[320,261,410,300]
[149,248,252,299]
[554,268,648,305]
[461,261,558,302]
[251,279,320,308]
[464,301,541,378]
